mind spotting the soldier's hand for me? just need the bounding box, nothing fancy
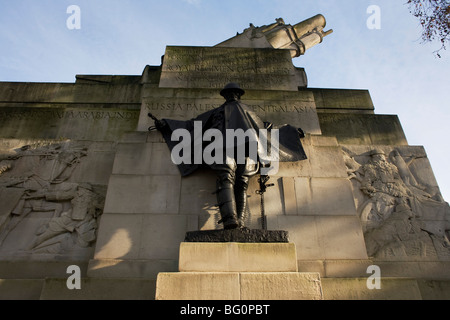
[155,119,168,130]
[297,128,305,138]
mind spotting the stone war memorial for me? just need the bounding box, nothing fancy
[0,14,449,300]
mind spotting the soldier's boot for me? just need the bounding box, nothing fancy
[235,177,249,228]
[216,180,239,230]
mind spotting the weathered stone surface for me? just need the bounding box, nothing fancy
[0,76,142,143]
[112,142,178,176]
[417,280,450,300]
[374,261,450,279]
[155,272,323,300]
[159,46,304,91]
[139,87,320,133]
[156,272,241,300]
[240,272,323,300]
[0,80,141,104]
[179,169,218,216]
[179,242,297,272]
[103,175,181,214]
[93,213,142,260]
[0,260,89,279]
[140,215,198,259]
[307,146,349,178]
[3,275,450,300]
[309,88,374,113]
[93,214,198,261]
[275,216,369,260]
[294,177,357,216]
[0,106,140,141]
[318,113,408,145]
[184,228,289,243]
[0,279,44,300]
[247,176,283,220]
[70,147,116,185]
[40,278,157,300]
[321,278,423,300]
[323,259,374,278]
[281,177,297,215]
[87,258,178,279]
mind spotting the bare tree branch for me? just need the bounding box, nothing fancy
[407,0,450,57]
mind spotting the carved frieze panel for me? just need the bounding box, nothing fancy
[342,146,450,261]
[0,140,106,258]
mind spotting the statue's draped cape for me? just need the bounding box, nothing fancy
[159,100,307,176]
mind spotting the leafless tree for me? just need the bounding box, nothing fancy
[407,0,450,57]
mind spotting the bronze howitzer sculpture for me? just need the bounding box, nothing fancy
[215,14,333,58]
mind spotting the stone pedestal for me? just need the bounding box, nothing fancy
[155,242,323,300]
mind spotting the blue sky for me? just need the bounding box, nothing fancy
[0,0,449,201]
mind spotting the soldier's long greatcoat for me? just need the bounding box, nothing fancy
[158,100,307,177]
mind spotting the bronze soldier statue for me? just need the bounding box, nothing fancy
[150,83,307,229]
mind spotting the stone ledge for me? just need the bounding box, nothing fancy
[296,259,374,278]
[155,272,323,300]
[321,278,423,300]
[40,278,157,300]
[374,261,450,280]
[0,279,44,300]
[2,276,449,300]
[0,260,89,279]
[87,258,177,279]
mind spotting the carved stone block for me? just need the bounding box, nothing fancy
[179,242,297,272]
[103,175,181,214]
[159,46,303,91]
[275,215,369,260]
[94,213,198,261]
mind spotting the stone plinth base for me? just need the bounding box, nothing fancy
[155,242,323,300]
[179,242,298,272]
[155,272,323,300]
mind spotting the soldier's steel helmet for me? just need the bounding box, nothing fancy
[370,148,386,156]
[220,83,245,97]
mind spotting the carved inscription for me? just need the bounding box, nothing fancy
[160,46,298,90]
[0,109,139,121]
[145,101,315,114]
[138,96,321,134]
[164,64,291,74]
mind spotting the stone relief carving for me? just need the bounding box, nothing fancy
[343,147,450,261]
[0,141,105,256]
